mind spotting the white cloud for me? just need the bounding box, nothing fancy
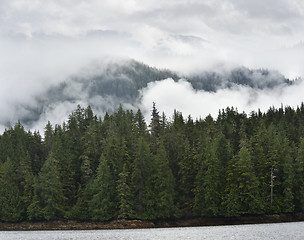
[1,0,303,76]
[1,0,304,130]
[139,78,304,122]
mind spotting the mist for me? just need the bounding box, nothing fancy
[139,78,304,122]
[1,0,304,132]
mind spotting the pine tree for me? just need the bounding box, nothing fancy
[294,138,304,211]
[27,130,44,175]
[224,145,262,216]
[1,103,304,222]
[103,135,126,180]
[178,139,198,214]
[134,109,147,137]
[131,137,157,219]
[69,183,92,221]
[194,136,223,216]
[280,138,295,212]
[149,103,161,153]
[250,122,271,212]
[117,161,134,219]
[0,158,23,221]
[28,153,66,220]
[154,142,175,218]
[44,121,53,156]
[51,127,76,210]
[89,154,117,221]
[81,120,101,176]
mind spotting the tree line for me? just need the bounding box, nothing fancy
[1,103,304,222]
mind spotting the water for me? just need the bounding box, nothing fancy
[1,221,304,240]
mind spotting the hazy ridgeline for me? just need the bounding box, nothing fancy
[1,60,296,133]
[1,103,304,222]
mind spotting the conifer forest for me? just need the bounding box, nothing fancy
[1,103,304,222]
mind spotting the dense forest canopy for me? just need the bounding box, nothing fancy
[1,103,304,222]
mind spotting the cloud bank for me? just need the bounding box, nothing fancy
[1,0,304,131]
[140,78,304,122]
[1,0,304,76]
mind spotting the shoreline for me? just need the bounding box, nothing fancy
[1,213,304,231]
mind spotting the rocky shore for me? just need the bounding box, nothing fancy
[1,213,304,231]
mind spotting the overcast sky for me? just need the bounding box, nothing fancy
[1,0,304,130]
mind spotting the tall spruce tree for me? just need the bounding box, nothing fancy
[0,158,23,221]
[117,160,134,219]
[224,145,262,216]
[28,153,66,220]
[178,139,198,214]
[194,136,223,216]
[149,102,161,153]
[154,142,175,218]
[294,138,304,211]
[280,137,295,212]
[89,154,117,221]
[131,137,157,219]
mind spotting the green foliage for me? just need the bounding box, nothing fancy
[0,158,23,221]
[68,184,91,221]
[194,135,224,216]
[131,138,158,219]
[177,139,198,213]
[294,138,304,211]
[154,142,175,218]
[224,146,263,216]
[27,154,66,220]
[0,103,303,222]
[117,161,134,219]
[89,154,117,221]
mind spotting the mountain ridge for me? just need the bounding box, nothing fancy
[5,59,300,129]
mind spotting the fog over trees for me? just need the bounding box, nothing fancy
[2,60,297,132]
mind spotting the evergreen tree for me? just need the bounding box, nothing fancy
[89,154,117,221]
[81,120,101,176]
[103,135,125,180]
[149,102,161,153]
[44,121,53,156]
[20,164,35,219]
[80,155,93,185]
[69,184,91,221]
[66,110,83,187]
[131,137,157,219]
[224,145,262,216]
[0,158,23,221]
[280,138,295,212]
[28,153,66,220]
[51,126,76,210]
[177,139,198,214]
[154,142,175,218]
[0,104,304,222]
[194,136,223,216]
[266,125,285,212]
[117,160,134,219]
[134,109,148,137]
[294,138,304,211]
[28,131,44,176]
[250,122,271,212]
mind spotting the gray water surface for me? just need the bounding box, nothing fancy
[1,221,304,240]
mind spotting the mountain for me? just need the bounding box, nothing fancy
[8,59,298,129]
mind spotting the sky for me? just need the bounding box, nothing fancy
[1,0,304,131]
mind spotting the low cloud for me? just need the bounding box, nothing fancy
[1,0,304,131]
[139,78,304,122]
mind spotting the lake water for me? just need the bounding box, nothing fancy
[1,221,304,240]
